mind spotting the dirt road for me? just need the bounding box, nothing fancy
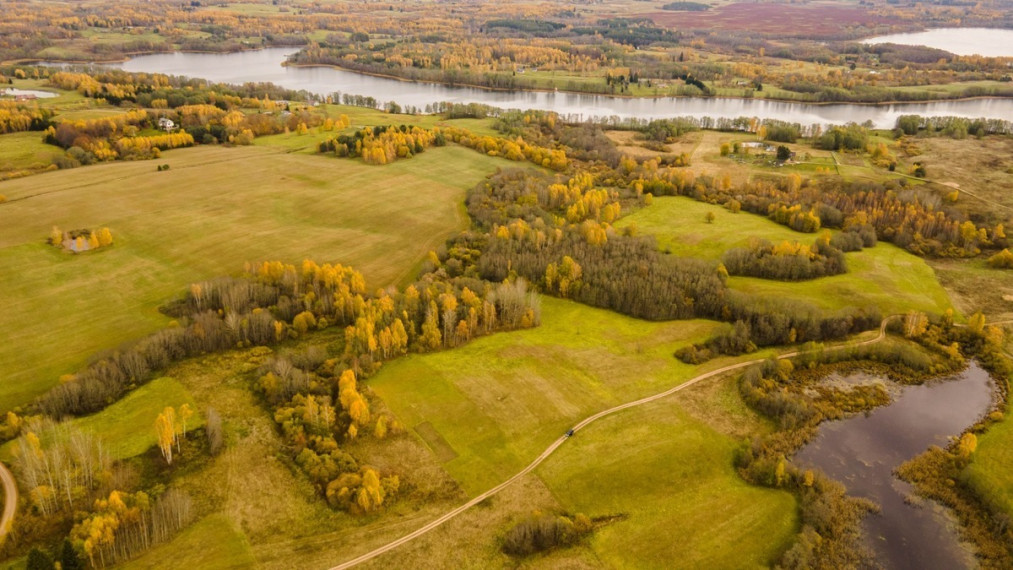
[329,317,896,569]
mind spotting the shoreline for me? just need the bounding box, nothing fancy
[9,47,1013,107]
[285,59,1013,107]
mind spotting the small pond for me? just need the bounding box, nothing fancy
[794,361,995,569]
[1,87,58,99]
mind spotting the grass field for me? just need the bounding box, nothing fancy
[370,297,720,494]
[0,376,198,463]
[0,132,59,177]
[0,144,511,413]
[367,297,798,566]
[72,376,201,460]
[254,106,499,154]
[930,259,1013,323]
[963,416,1013,521]
[123,514,256,570]
[616,196,955,316]
[538,394,797,569]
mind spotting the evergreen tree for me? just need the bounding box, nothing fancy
[60,539,82,570]
[26,547,53,570]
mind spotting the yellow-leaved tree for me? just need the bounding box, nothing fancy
[155,407,176,465]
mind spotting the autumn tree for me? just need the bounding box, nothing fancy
[179,403,193,439]
[155,407,177,465]
[98,227,114,247]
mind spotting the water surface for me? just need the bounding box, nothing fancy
[1,88,57,99]
[794,362,994,569]
[864,28,1013,58]
[105,49,1013,129]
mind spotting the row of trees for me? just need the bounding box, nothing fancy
[42,113,194,162]
[0,100,51,134]
[70,489,193,568]
[896,115,1013,138]
[319,124,440,164]
[441,126,569,171]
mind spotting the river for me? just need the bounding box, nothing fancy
[106,48,1013,129]
[863,28,1013,58]
[793,362,995,570]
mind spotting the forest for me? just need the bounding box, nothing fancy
[1,1,1013,569]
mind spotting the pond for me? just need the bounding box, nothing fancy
[794,362,995,569]
[104,49,1013,129]
[1,87,58,99]
[863,28,1013,58]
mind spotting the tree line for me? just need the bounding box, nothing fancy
[722,234,847,282]
[446,168,882,356]
[319,124,441,165]
[0,100,51,134]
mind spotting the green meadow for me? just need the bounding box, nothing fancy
[616,196,954,316]
[0,144,511,412]
[367,297,797,567]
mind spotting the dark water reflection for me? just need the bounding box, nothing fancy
[794,362,994,570]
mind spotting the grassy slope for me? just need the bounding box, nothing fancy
[963,415,1013,519]
[370,297,719,494]
[538,396,796,569]
[0,132,60,175]
[123,514,256,570]
[369,297,797,567]
[616,196,954,315]
[0,144,508,412]
[72,376,202,460]
[0,376,198,462]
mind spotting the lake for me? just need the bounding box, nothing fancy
[863,28,1013,58]
[794,362,995,570]
[106,49,1013,129]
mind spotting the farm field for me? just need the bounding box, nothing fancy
[362,297,797,567]
[644,2,893,36]
[0,144,512,413]
[616,196,955,316]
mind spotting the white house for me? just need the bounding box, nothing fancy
[158,117,175,131]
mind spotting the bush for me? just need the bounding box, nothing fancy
[501,513,590,556]
[986,248,1013,269]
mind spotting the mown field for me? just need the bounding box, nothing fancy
[361,297,797,568]
[0,144,511,413]
[616,195,955,316]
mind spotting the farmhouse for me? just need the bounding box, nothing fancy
[158,117,175,131]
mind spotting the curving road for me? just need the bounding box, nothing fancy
[0,461,16,542]
[329,317,898,569]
